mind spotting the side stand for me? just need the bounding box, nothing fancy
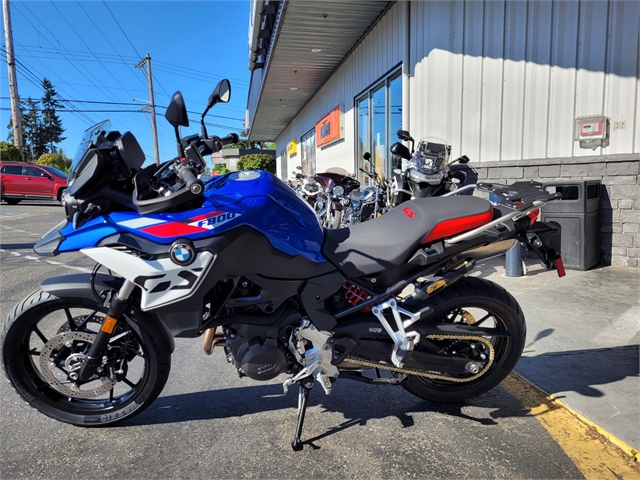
[291,378,314,451]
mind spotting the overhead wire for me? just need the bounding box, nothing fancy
[46,1,157,138]
[1,45,98,125]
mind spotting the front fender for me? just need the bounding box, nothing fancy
[41,273,175,355]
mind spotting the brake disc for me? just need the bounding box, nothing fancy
[39,331,116,398]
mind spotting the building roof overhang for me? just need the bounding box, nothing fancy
[247,1,394,141]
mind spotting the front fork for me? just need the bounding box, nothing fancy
[77,279,136,382]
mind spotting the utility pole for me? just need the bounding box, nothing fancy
[3,0,24,158]
[135,53,159,165]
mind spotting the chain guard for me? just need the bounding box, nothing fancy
[342,334,495,383]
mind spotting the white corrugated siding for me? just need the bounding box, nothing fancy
[276,0,640,176]
[275,3,403,176]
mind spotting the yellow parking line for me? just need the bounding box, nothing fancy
[502,372,640,479]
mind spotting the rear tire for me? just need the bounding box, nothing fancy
[401,277,525,403]
[1,290,171,426]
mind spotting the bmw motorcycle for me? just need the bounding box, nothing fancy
[1,79,566,451]
[390,130,471,204]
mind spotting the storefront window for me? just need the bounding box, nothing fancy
[300,129,316,176]
[356,69,402,183]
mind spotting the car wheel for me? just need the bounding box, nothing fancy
[4,198,21,205]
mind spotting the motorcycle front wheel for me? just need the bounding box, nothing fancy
[1,290,170,426]
[401,277,525,403]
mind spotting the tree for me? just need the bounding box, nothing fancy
[41,79,65,151]
[7,97,46,161]
[236,153,276,174]
[0,141,23,162]
[6,78,65,161]
[212,163,230,174]
[36,153,68,172]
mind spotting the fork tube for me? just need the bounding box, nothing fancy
[77,280,136,382]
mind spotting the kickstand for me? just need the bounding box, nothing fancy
[291,378,314,451]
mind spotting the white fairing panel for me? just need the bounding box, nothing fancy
[81,247,214,311]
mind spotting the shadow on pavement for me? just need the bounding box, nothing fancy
[518,344,639,398]
[127,376,522,449]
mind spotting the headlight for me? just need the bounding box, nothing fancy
[333,185,345,197]
[409,169,444,185]
[360,187,376,202]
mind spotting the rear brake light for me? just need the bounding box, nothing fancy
[527,209,540,226]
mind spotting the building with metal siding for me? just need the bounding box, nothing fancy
[246,0,640,267]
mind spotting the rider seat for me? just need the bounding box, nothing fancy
[323,196,493,278]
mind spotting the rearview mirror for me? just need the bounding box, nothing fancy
[165,91,189,127]
[363,152,371,163]
[208,79,231,109]
[390,142,411,160]
[396,130,413,142]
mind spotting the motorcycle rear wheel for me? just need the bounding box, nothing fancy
[401,277,525,403]
[1,290,170,426]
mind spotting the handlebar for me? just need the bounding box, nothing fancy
[219,133,239,147]
[175,160,203,195]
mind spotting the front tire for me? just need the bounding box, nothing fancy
[401,277,526,403]
[1,290,170,426]
[4,198,21,205]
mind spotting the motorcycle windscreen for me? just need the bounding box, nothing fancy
[68,120,112,188]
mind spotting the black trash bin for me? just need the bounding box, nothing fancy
[540,180,601,270]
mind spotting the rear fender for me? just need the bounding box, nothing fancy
[41,273,175,355]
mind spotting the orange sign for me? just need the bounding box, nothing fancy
[316,106,341,147]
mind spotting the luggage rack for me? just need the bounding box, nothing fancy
[441,181,562,245]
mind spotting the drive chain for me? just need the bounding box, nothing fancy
[342,334,495,383]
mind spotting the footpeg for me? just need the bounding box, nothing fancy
[371,299,421,368]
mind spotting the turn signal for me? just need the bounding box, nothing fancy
[101,316,118,333]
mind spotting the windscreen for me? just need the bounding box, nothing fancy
[69,120,111,185]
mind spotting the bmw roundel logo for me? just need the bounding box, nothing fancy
[170,242,195,266]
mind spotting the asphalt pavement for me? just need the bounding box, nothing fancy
[1,201,638,479]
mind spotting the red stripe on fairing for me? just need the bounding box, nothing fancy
[189,210,224,222]
[141,222,208,238]
[422,208,493,244]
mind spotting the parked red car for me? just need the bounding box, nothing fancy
[0,162,68,205]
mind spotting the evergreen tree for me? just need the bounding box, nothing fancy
[6,79,65,160]
[41,78,65,151]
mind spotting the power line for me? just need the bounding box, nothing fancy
[101,1,142,59]
[0,97,245,122]
[1,45,98,125]
[74,1,148,91]
[16,2,160,139]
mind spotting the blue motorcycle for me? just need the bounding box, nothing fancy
[1,79,565,451]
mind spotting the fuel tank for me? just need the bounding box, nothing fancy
[56,171,327,263]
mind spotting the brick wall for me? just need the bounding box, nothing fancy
[468,154,640,268]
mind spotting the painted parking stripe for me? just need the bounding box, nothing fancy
[502,372,639,479]
[0,249,91,273]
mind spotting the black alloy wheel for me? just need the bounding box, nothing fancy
[401,277,526,403]
[1,290,170,426]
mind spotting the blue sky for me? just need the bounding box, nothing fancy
[1,0,250,165]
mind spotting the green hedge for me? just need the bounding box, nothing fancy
[36,153,68,172]
[0,141,23,162]
[236,154,276,174]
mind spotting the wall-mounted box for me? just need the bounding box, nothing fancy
[574,115,610,150]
